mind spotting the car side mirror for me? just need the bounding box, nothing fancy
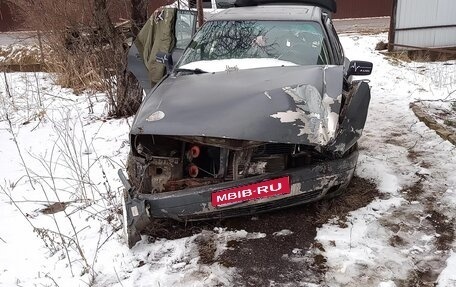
[156,52,173,74]
[347,61,373,76]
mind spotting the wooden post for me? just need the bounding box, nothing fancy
[388,0,398,52]
[196,0,204,27]
[37,30,45,65]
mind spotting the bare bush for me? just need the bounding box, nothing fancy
[14,0,143,117]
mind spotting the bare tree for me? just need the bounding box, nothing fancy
[130,0,148,37]
[13,0,174,117]
[89,0,145,117]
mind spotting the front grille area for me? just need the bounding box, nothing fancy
[187,189,323,220]
[254,143,294,155]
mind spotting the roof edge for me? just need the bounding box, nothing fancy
[234,0,337,13]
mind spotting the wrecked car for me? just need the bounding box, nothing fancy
[120,0,373,247]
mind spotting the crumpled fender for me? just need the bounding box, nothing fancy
[326,81,371,155]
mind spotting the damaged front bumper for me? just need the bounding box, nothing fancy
[120,149,358,247]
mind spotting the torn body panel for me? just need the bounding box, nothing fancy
[123,129,358,248]
[326,81,371,155]
[270,84,342,145]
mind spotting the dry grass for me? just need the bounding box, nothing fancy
[384,49,456,64]
[0,45,49,71]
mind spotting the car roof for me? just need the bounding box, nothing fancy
[209,5,324,22]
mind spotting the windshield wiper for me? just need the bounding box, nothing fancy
[173,68,208,75]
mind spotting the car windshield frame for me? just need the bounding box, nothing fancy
[176,19,332,72]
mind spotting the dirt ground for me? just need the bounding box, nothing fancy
[218,177,380,286]
[333,17,390,34]
[144,177,380,286]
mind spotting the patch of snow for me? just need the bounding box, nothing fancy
[378,281,397,287]
[437,250,456,287]
[179,58,297,73]
[273,229,294,236]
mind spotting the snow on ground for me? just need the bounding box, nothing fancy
[306,34,456,286]
[1,32,456,287]
[0,73,262,286]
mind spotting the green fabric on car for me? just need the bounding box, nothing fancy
[135,8,176,86]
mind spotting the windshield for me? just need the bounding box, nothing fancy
[177,20,330,73]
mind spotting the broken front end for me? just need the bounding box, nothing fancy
[122,134,359,246]
[120,66,371,247]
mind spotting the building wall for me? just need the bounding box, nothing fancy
[391,0,456,49]
[334,0,393,19]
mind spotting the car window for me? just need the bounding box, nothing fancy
[175,11,197,50]
[178,20,330,71]
[325,19,344,65]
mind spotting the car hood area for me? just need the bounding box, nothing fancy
[132,65,344,146]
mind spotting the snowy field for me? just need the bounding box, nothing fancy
[1,33,456,286]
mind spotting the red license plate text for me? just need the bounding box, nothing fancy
[211,176,290,207]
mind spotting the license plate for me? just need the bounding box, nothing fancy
[211,176,290,207]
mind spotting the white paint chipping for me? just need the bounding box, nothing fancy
[270,84,340,145]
